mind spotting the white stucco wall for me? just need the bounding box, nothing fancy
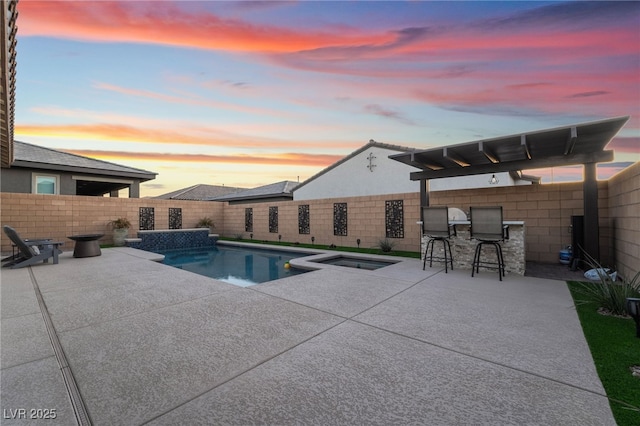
[429,172,518,191]
[294,147,421,201]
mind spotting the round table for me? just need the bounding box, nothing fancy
[68,234,104,258]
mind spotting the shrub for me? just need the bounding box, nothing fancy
[573,253,640,316]
[109,217,131,229]
[196,217,215,229]
[378,238,395,253]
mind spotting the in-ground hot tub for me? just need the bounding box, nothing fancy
[311,255,397,270]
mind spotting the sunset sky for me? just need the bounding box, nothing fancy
[14,1,640,197]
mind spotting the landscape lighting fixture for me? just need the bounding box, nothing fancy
[626,298,640,338]
[489,174,499,185]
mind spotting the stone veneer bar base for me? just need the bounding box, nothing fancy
[125,228,218,252]
[422,221,525,275]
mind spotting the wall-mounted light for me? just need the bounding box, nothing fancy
[489,174,499,185]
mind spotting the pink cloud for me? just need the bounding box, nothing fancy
[64,149,342,168]
[17,1,392,53]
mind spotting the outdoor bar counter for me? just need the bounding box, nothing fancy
[421,220,526,275]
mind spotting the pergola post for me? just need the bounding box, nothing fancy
[420,179,429,211]
[583,162,600,261]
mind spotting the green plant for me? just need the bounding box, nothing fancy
[568,282,640,425]
[573,252,640,317]
[378,238,395,253]
[234,233,243,240]
[196,217,215,229]
[109,217,131,229]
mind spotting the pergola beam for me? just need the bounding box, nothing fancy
[479,141,500,164]
[409,150,614,180]
[564,127,578,155]
[521,135,532,160]
[443,147,470,167]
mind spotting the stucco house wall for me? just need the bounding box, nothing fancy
[294,143,421,201]
[1,167,142,196]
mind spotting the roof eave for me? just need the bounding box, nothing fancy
[11,160,158,181]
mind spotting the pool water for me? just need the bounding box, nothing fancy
[159,245,309,286]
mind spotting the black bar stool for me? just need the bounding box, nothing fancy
[422,206,455,272]
[470,206,508,280]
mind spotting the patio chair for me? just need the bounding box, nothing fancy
[470,206,508,281]
[2,225,63,269]
[422,206,455,272]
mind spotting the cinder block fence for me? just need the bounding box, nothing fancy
[1,162,638,280]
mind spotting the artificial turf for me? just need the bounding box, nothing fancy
[568,281,640,426]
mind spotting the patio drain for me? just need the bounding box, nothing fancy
[28,268,92,426]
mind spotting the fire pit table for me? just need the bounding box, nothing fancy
[68,234,104,258]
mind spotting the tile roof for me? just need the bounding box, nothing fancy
[13,141,157,179]
[154,184,245,200]
[207,180,299,202]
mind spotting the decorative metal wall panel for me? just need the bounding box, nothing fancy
[269,206,278,233]
[168,208,182,230]
[298,205,310,234]
[245,208,253,232]
[333,203,348,236]
[139,207,155,230]
[385,200,404,238]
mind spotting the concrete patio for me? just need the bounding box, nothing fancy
[1,247,616,425]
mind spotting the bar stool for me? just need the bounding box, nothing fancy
[470,206,508,280]
[422,206,454,272]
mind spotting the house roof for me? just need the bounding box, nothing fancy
[390,116,629,180]
[154,184,245,200]
[12,141,157,180]
[293,140,416,192]
[207,180,299,202]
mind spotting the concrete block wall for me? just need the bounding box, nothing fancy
[430,181,610,265]
[222,193,422,252]
[607,162,640,280]
[1,162,637,272]
[0,193,223,253]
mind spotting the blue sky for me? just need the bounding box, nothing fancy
[14,1,640,196]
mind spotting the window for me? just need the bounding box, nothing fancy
[32,174,59,195]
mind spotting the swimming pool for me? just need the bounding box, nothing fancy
[159,245,310,286]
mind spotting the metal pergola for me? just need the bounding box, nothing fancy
[389,116,630,261]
